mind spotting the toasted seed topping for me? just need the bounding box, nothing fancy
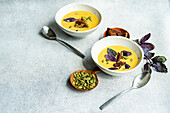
[72,71,98,90]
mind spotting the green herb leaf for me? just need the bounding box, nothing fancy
[88,16,92,21]
[122,56,128,60]
[130,58,133,62]
[101,60,104,63]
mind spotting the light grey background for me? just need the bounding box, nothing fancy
[0,0,170,113]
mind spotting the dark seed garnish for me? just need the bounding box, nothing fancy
[125,64,130,69]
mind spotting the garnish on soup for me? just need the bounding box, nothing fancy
[63,17,76,22]
[74,17,89,28]
[61,11,98,31]
[98,45,138,71]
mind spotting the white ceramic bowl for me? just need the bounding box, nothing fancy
[91,36,144,76]
[55,3,102,38]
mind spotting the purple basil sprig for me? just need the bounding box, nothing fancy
[104,48,117,62]
[140,33,151,44]
[140,43,155,53]
[134,33,168,73]
[121,51,132,56]
[64,17,76,22]
[107,48,117,57]
[104,54,117,62]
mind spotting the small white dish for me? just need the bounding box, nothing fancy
[55,3,102,38]
[91,36,144,76]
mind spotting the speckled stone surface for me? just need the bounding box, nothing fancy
[0,0,170,113]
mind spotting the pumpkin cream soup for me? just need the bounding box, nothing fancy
[98,45,138,71]
[61,11,98,31]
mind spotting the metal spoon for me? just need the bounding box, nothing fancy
[41,26,85,59]
[99,72,151,110]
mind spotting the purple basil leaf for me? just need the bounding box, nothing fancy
[109,67,118,70]
[140,33,151,44]
[140,42,155,53]
[152,62,168,73]
[144,62,152,74]
[125,64,130,69]
[133,39,140,45]
[64,17,76,22]
[121,51,132,56]
[144,62,150,70]
[152,56,167,64]
[144,52,155,59]
[107,48,117,57]
[104,54,117,62]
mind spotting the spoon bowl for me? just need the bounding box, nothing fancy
[132,72,151,88]
[70,70,99,91]
[42,26,56,40]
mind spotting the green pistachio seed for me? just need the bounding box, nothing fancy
[130,58,133,62]
[102,60,104,63]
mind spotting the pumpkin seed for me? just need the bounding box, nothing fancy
[72,71,97,90]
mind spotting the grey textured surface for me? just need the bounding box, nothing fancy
[0,0,170,113]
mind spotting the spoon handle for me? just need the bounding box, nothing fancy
[56,39,85,59]
[99,87,134,110]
